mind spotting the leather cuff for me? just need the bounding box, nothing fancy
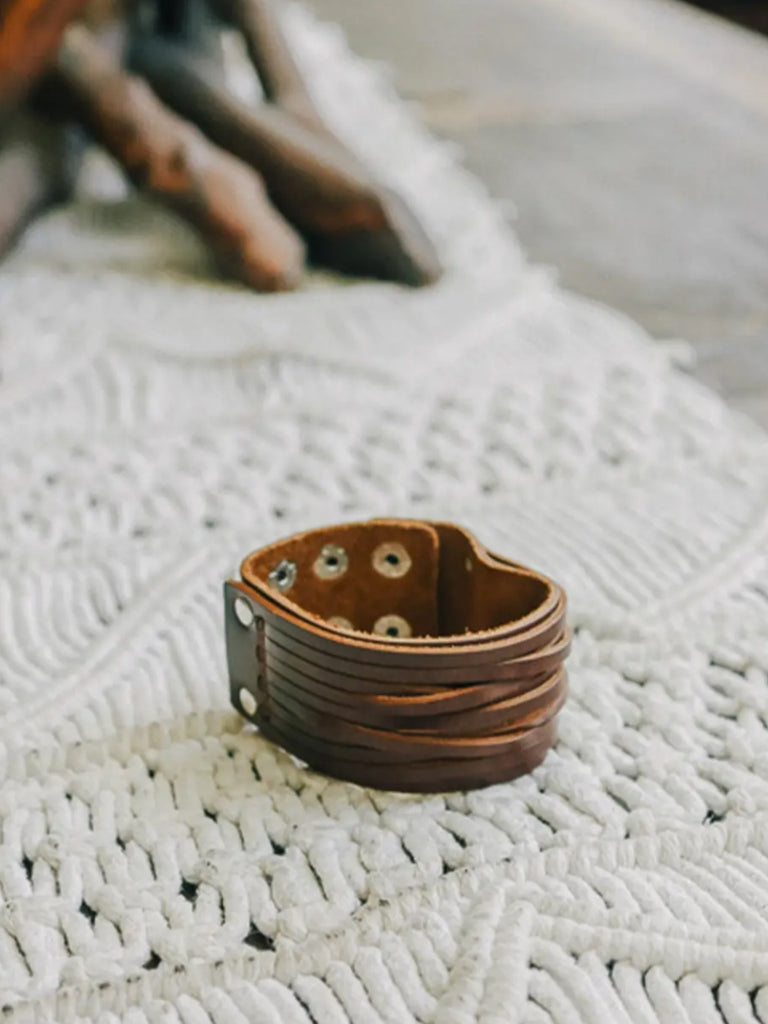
[224,519,570,792]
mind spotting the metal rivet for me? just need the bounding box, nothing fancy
[239,688,257,716]
[314,544,349,581]
[372,542,412,579]
[373,614,412,639]
[234,596,255,628]
[268,559,297,593]
[328,615,353,631]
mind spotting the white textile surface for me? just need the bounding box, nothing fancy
[1,7,768,1023]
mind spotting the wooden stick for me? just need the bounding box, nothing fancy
[130,34,442,286]
[0,110,80,260]
[0,0,90,116]
[212,0,325,133]
[43,25,305,291]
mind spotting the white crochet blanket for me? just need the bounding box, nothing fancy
[2,9,768,1023]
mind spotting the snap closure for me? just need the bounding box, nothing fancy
[269,559,297,593]
[373,614,412,638]
[372,542,412,579]
[314,544,349,580]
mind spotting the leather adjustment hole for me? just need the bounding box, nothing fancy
[314,544,348,580]
[238,688,257,716]
[373,614,412,639]
[372,542,412,579]
[269,559,297,593]
[328,615,354,631]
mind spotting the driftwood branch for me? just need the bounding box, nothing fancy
[130,32,442,285]
[42,24,305,290]
[0,0,442,289]
[213,0,325,133]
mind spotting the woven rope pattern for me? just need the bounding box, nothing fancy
[1,6,768,1021]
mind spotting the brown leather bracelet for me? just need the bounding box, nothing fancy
[224,519,570,792]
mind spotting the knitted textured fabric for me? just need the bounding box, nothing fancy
[2,7,768,1023]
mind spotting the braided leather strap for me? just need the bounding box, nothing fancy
[224,519,570,792]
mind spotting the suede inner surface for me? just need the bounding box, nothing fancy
[242,519,552,640]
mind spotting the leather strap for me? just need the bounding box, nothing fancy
[224,519,570,792]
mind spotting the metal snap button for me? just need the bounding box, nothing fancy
[372,542,412,579]
[268,559,297,593]
[313,544,349,580]
[373,614,412,638]
[233,595,255,628]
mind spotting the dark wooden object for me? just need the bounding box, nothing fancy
[47,24,305,289]
[214,0,328,130]
[130,35,441,285]
[0,0,442,289]
[686,1,768,33]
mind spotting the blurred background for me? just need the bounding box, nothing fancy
[2,0,766,428]
[309,0,768,431]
